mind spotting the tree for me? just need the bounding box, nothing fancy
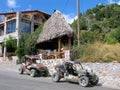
[15,24,43,62]
[80,17,87,30]
[15,33,30,62]
[3,36,17,52]
[106,27,120,44]
[90,23,102,31]
[25,24,43,55]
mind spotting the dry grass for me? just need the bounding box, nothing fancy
[80,42,120,62]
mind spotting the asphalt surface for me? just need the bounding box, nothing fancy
[0,65,119,90]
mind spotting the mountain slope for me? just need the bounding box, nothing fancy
[71,4,120,31]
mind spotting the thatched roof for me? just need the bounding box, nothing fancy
[37,10,74,43]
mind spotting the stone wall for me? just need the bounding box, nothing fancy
[82,62,120,89]
[37,50,72,75]
[0,57,3,63]
[37,58,69,75]
[0,56,18,65]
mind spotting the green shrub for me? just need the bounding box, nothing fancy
[106,27,120,44]
[90,23,102,31]
[25,24,43,55]
[72,44,93,60]
[106,37,118,44]
[81,30,105,44]
[72,46,81,59]
[15,33,30,62]
[3,36,17,52]
[6,53,12,60]
[15,24,43,62]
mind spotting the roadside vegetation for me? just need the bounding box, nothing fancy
[71,4,120,62]
[15,25,43,62]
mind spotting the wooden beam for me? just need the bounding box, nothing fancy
[68,36,71,49]
[58,37,61,58]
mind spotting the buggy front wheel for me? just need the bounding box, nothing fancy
[52,73,60,82]
[19,67,24,74]
[30,69,36,77]
[79,76,89,87]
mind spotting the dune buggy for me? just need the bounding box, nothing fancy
[19,55,49,77]
[52,61,99,87]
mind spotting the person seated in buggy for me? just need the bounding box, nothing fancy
[24,55,37,68]
[64,61,77,76]
[26,59,31,67]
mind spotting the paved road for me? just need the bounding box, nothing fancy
[0,66,119,90]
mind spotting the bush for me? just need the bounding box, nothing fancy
[72,44,93,60]
[15,24,43,62]
[6,53,12,60]
[106,37,118,44]
[106,27,120,44]
[72,42,120,62]
[81,30,105,44]
[15,33,30,62]
[72,46,81,59]
[25,24,43,55]
[90,23,102,31]
[3,36,17,52]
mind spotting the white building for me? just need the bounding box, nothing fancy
[0,10,50,60]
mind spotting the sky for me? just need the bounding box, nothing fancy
[0,0,120,23]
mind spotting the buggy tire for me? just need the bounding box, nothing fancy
[91,76,99,86]
[44,70,49,77]
[19,67,24,74]
[79,76,89,87]
[52,73,60,82]
[30,69,36,77]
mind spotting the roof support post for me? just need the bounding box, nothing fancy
[58,37,61,58]
[68,35,71,49]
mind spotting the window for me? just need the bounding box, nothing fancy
[21,21,31,33]
[0,15,4,23]
[7,21,16,34]
[0,25,4,36]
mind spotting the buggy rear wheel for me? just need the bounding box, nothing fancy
[91,76,99,86]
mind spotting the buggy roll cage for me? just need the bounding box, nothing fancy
[63,61,84,70]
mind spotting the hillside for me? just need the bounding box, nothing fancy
[71,4,120,31]
[71,4,120,62]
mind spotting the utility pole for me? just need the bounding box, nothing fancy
[77,0,80,46]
